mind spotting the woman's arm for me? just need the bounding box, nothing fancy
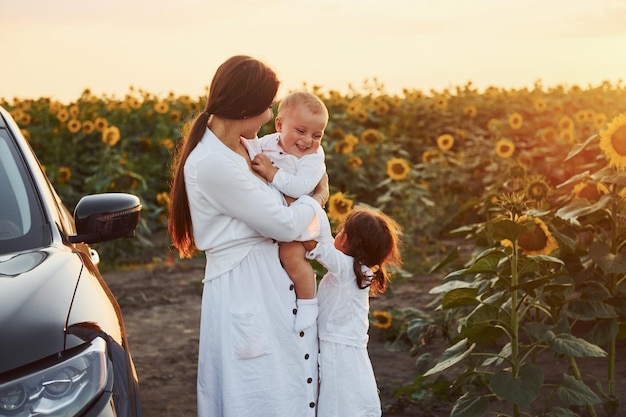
[194,152,318,242]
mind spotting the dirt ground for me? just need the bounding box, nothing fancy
[104,256,625,417]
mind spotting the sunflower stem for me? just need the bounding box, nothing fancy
[511,240,520,417]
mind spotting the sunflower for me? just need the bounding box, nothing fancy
[360,129,381,145]
[346,99,362,116]
[102,126,121,147]
[10,108,25,122]
[327,192,354,223]
[156,192,170,207]
[159,138,175,150]
[328,127,345,140]
[487,118,500,132]
[56,166,72,184]
[463,105,477,118]
[154,101,169,114]
[437,134,454,151]
[386,158,411,181]
[516,216,559,256]
[575,110,590,124]
[374,101,390,117]
[559,129,575,143]
[525,176,550,201]
[421,149,441,164]
[346,156,363,169]
[21,113,32,126]
[495,139,515,158]
[558,116,574,131]
[533,98,547,112]
[355,108,369,123]
[594,113,608,129]
[508,112,523,130]
[599,112,626,169]
[540,127,557,143]
[334,139,355,155]
[572,181,609,200]
[371,310,392,329]
[56,108,70,123]
[77,121,93,135]
[127,96,142,109]
[170,110,182,123]
[94,117,108,132]
[435,96,448,111]
[67,119,82,133]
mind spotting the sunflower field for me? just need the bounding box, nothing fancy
[3,79,626,416]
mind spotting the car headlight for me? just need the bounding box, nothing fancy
[0,337,109,416]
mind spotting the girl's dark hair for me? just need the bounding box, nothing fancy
[340,206,403,295]
[168,55,280,258]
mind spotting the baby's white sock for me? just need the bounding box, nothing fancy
[295,298,318,332]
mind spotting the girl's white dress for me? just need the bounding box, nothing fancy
[185,128,325,417]
[306,240,382,417]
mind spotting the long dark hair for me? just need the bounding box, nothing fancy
[168,55,280,258]
[340,207,403,295]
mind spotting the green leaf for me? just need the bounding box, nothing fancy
[443,248,508,280]
[429,280,476,295]
[429,245,460,274]
[481,342,511,367]
[556,170,591,187]
[541,407,583,416]
[589,241,626,274]
[490,219,525,241]
[450,392,489,417]
[566,299,618,320]
[545,332,607,357]
[564,135,597,161]
[556,374,602,406]
[586,318,619,346]
[489,363,544,406]
[424,338,474,376]
[442,287,480,309]
[523,321,552,342]
[555,195,612,226]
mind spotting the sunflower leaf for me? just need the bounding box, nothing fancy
[423,338,474,376]
[450,392,489,417]
[564,134,597,161]
[489,363,544,406]
[556,374,602,406]
[545,332,607,357]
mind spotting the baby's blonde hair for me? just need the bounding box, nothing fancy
[277,91,329,122]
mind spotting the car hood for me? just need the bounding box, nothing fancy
[0,247,83,374]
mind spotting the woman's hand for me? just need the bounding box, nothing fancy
[312,173,329,207]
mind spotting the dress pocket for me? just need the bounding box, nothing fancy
[231,312,272,360]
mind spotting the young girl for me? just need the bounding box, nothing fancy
[303,206,403,417]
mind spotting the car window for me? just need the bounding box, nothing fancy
[0,129,47,254]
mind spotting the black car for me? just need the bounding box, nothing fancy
[0,105,143,416]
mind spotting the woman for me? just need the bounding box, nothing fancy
[168,55,328,417]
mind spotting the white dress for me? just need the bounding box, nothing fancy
[306,240,382,417]
[185,128,324,417]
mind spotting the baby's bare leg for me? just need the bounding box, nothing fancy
[280,241,318,331]
[280,241,315,299]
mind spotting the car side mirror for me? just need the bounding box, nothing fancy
[68,193,142,244]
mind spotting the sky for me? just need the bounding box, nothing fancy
[2,0,626,103]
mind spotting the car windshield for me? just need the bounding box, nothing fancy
[0,128,47,255]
